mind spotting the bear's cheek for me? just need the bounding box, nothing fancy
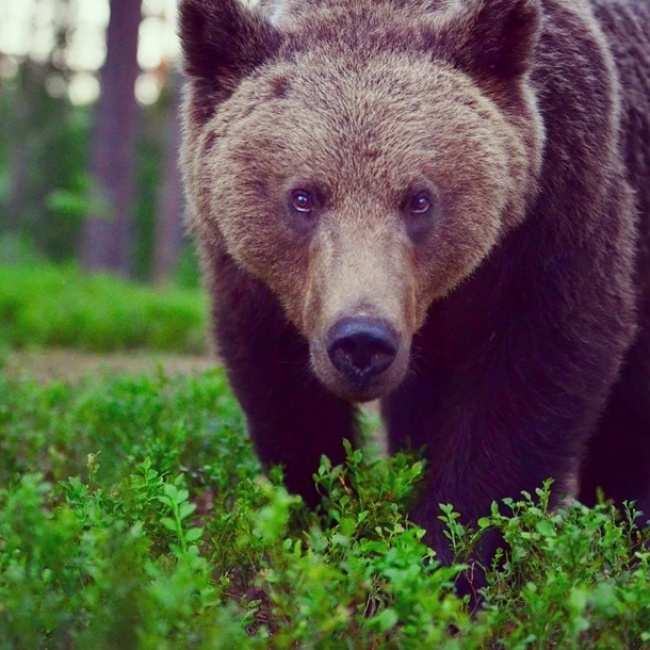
[411,197,504,307]
[207,188,312,324]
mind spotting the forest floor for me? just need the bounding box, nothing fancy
[3,348,216,383]
[3,348,387,452]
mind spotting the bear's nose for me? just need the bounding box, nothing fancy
[327,318,399,384]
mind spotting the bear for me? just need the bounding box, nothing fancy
[178,0,650,590]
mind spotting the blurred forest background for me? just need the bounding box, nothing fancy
[0,0,197,286]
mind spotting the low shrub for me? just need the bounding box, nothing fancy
[0,370,649,648]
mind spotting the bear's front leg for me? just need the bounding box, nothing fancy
[209,252,359,505]
[382,322,627,591]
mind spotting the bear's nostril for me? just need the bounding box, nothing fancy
[327,318,399,384]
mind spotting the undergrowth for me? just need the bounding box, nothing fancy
[0,264,206,353]
[0,369,649,648]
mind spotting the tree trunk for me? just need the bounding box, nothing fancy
[5,61,41,233]
[6,143,30,233]
[80,0,142,274]
[153,72,185,284]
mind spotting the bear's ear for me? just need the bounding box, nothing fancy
[179,0,281,122]
[445,0,542,80]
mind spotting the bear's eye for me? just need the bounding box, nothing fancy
[290,189,315,215]
[407,191,433,216]
[402,188,437,243]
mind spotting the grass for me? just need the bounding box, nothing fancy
[0,368,649,649]
[0,263,207,353]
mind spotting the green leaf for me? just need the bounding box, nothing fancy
[535,520,556,538]
[371,608,399,632]
[340,517,356,536]
[161,517,177,532]
[185,527,203,542]
[332,533,350,547]
[179,501,196,520]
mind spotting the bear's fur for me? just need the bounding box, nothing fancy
[179,0,650,588]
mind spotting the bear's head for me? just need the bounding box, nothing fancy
[180,0,545,402]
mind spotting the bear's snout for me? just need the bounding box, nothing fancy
[313,315,410,402]
[327,317,399,386]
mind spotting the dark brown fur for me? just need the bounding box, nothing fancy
[179,0,650,596]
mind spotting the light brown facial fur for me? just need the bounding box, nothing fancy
[181,0,545,402]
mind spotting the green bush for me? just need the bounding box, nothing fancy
[0,370,649,648]
[0,263,207,353]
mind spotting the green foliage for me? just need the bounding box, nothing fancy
[0,263,207,353]
[0,234,45,267]
[0,61,195,281]
[0,67,91,262]
[174,243,202,290]
[132,104,164,282]
[0,370,649,648]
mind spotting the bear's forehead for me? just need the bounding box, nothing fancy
[222,57,502,200]
[238,57,497,161]
[254,55,480,138]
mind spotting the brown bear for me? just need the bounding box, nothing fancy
[178,0,650,583]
